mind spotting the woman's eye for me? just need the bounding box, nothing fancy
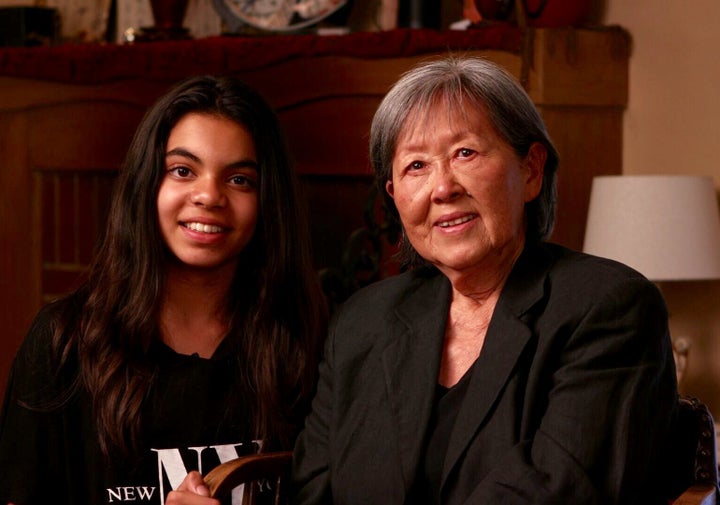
[458,148,475,158]
[409,160,425,171]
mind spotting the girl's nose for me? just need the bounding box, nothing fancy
[191,177,226,208]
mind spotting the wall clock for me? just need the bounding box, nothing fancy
[212,0,349,33]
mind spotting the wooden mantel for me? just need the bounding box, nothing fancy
[0,27,629,399]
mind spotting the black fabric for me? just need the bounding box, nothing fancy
[0,299,258,505]
[410,368,474,505]
[292,242,679,505]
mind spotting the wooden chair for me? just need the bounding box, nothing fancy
[203,397,719,504]
[670,396,719,505]
[204,450,292,504]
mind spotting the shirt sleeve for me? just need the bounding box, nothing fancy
[0,304,74,504]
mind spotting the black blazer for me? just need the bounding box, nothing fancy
[292,243,678,505]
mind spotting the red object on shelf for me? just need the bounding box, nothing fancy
[150,0,188,30]
[524,0,592,27]
[474,0,592,27]
[474,0,514,20]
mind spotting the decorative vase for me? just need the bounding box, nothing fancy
[473,0,514,21]
[523,0,592,27]
[473,0,593,27]
[141,0,191,40]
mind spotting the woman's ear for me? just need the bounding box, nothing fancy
[385,180,395,198]
[523,142,546,202]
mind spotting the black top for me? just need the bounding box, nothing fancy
[0,298,260,505]
[292,242,678,505]
[410,365,475,505]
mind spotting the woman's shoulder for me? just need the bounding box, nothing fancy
[340,267,442,310]
[327,267,445,337]
[542,242,651,283]
[538,242,663,307]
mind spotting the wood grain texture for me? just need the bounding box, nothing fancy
[0,29,628,401]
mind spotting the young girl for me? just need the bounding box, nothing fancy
[0,75,326,505]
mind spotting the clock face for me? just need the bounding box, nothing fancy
[245,0,284,16]
[217,0,348,32]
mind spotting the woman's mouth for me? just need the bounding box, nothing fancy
[437,215,476,228]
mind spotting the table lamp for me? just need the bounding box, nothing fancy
[583,174,720,383]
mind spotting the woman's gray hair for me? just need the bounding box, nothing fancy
[370,56,559,266]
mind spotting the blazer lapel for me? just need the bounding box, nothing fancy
[381,270,450,493]
[441,245,553,486]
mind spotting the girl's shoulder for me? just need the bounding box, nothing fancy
[23,291,86,349]
[10,292,86,401]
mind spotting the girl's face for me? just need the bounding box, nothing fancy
[157,112,259,273]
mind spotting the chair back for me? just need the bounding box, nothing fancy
[668,396,719,504]
[204,451,293,505]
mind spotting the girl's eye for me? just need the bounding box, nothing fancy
[409,160,425,171]
[169,166,192,178]
[230,174,257,188]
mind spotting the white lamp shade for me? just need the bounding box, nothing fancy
[583,175,720,281]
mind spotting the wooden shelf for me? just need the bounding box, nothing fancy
[0,27,629,399]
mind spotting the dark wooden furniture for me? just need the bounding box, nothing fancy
[671,396,719,504]
[205,450,292,503]
[0,27,629,399]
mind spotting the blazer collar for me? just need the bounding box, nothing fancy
[441,242,553,485]
[378,244,554,495]
[381,269,451,492]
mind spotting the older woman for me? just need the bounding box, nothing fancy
[292,57,678,504]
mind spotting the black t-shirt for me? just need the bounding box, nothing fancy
[0,300,261,505]
[409,363,475,505]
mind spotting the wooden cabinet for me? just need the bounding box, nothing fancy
[0,27,629,398]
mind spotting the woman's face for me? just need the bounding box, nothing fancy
[387,100,545,279]
[157,112,259,273]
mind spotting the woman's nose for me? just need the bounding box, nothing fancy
[191,177,226,208]
[431,166,464,203]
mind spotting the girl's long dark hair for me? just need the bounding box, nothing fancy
[51,75,326,457]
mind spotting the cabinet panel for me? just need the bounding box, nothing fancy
[0,28,629,399]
